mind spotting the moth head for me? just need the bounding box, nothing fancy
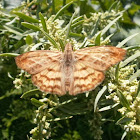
[65,43,73,51]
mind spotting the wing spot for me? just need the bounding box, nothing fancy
[35,79,43,86]
[80,67,87,71]
[74,73,93,80]
[94,60,101,65]
[40,75,61,81]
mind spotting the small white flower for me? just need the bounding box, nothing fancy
[13,78,22,89]
[45,122,50,129]
[126,111,136,118]
[124,125,128,129]
[130,104,135,110]
[138,106,140,109]
[136,97,140,102]
[131,119,136,123]
[118,107,127,115]
[126,95,133,101]
[130,86,136,93]
[120,80,129,87]
[113,95,119,102]
[13,78,22,85]
[34,118,37,123]
[42,116,46,122]
[134,125,140,131]
[39,98,48,102]
[129,125,135,131]
[42,129,47,134]
[108,83,117,92]
[30,127,37,134]
[55,19,64,28]
[105,95,111,99]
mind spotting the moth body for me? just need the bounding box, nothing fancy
[62,43,75,92]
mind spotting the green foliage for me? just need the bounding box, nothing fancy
[0,0,140,140]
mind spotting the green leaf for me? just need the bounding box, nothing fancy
[58,106,75,115]
[48,97,78,113]
[116,33,139,48]
[102,15,122,35]
[108,1,120,12]
[57,102,87,115]
[69,32,84,38]
[117,90,130,109]
[115,63,120,83]
[120,51,140,68]
[117,116,132,124]
[53,1,74,21]
[31,98,44,107]
[25,35,33,45]
[71,15,83,28]
[30,43,43,51]
[0,53,19,57]
[121,129,128,140]
[94,86,107,112]
[126,45,140,50]
[4,24,23,32]
[80,38,88,48]
[58,39,65,51]
[95,32,101,46]
[41,29,58,49]
[64,12,76,43]
[99,103,119,112]
[3,25,23,36]
[71,20,84,28]
[39,12,48,32]
[103,34,114,43]
[22,22,40,31]
[47,116,73,122]
[129,69,140,82]
[13,12,39,23]
[72,16,83,24]
[137,81,140,97]
[21,89,42,99]
[90,17,100,38]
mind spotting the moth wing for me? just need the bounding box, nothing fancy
[69,61,105,95]
[74,46,126,71]
[15,50,62,74]
[31,62,65,95]
[70,46,126,95]
[16,50,65,95]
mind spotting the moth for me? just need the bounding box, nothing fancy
[15,43,126,95]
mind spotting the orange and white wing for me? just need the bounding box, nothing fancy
[15,50,62,74]
[70,46,126,95]
[16,50,65,95]
[31,63,65,95]
[69,61,105,95]
[74,46,126,71]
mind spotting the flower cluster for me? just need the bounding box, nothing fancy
[40,16,81,50]
[84,10,119,28]
[83,10,122,45]
[13,78,23,89]
[29,105,52,140]
[107,64,140,132]
[87,89,103,140]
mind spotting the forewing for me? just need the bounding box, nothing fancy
[15,50,62,74]
[70,61,105,95]
[32,62,65,95]
[74,46,126,71]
